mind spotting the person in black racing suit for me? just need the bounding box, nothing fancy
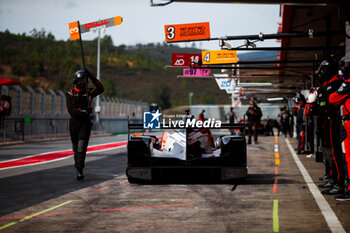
[66,69,104,180]
[316,60,337,185]
[245,100,262,144]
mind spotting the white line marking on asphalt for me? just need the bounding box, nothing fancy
[0,141,126,164]
[285,138,346,233]
[0,144,126,171]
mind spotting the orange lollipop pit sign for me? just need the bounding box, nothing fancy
[68,16,123,41]
[68,21,80,41]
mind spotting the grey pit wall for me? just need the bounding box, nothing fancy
[0,85,148,142]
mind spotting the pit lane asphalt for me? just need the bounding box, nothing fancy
[0,134,349,232]
[0,135,128,216]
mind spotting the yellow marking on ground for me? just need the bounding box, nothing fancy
[240,199,272,202]
[115,198,205,202]
[275,158,280,165]
[273,200,279,232]
[19,200,76,222]
[0,200,77,231]
[0,222,16,230]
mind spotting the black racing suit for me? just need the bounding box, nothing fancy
[66,74,104,172]
[228,110,236,135]
[326,75,345,187]
[246,105,262,143]
[280,110,290,138]
[296,103,305,153]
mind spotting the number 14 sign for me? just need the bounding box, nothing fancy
[172,53,201,67]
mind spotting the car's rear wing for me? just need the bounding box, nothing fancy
[128,122,246,130]
[128,119,246,139]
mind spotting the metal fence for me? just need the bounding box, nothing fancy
[0,85,148,142]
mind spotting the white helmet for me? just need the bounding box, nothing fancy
[307,93,317,103]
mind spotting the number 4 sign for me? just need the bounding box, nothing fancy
[202,50,238,65]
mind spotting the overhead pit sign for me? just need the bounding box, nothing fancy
[215,78,239,94]
[202,50,237,65]
[69,16,123,41]
[215,78,235,90]
[183,69,211,77]
[226,88,240,94]
[164,22,210,42]
[172,53,201,66]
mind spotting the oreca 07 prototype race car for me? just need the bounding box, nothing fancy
[126,121,247,183]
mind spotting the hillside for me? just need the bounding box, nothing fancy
[0,29,277,109]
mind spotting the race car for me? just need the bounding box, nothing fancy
[126,121,247,183]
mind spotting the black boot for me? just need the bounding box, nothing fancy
[75,169,84,181]
[321,185,343,195]
[319,175,330,181]
[318,180,333,188]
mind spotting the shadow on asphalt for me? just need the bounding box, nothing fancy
[244,173,303,185]
[132,172,302,186]
[0,153,126,217]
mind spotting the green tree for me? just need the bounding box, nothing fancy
[101,35,113,52]
[102,78,117,97]
[200,92,208,104]
[200,92,214,104]
[117,44,126,54]
[153,84,172,110]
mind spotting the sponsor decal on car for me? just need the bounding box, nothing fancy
[143,110,162,129]
[162,118,221,128]
[143,110,221,129]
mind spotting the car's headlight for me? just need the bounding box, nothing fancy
[222,136,231,145]
[142,137,151,146]
[215,137,221,149]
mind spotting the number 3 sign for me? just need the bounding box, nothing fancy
[164,22,210,42]
[68,21,80,41]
